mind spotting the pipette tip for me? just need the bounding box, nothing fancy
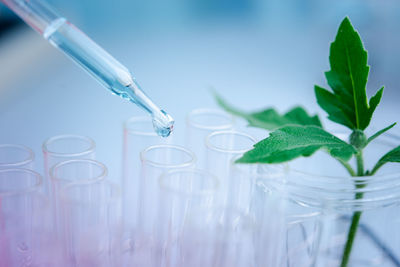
[152,110,174,138]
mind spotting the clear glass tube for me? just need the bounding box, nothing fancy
[61,180,121,267]
[178,206,255,267]
[205,130,256,206]
[49,159,107,240]
[0,168,42,267]
[0,144,34,170]
[246,164,303,267]
[123,145,195,266]
[185,108,234,168]
[122,116,171,231]
[227,157,260,214]
[158,169,219,266]
[43,135,96,193]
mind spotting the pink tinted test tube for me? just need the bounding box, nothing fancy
[49,159,107,241]
[122,145,195,267]
[122,116,171,232]
[158,169,219,266]
[61,180,121,267]
[43,135,96,193]
[0,169,42,267]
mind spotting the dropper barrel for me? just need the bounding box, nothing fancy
[2,0,137,98]
[1,0,59,34]
[2,0,174,136]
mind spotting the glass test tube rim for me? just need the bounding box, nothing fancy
[0,144,35,168]
[61,180,121,205]
[42,134,96,158]
[140,144,196,169]
[186,108,235,131]
[49,159,107,184]
[159,168,219,198]
[205,130,257,154]
[124,116,158,137]
[0,168,42,197]
[230,155,287,180]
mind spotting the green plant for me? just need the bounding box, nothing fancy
[215,17,400,267]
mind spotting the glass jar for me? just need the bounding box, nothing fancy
[253,133,400,267]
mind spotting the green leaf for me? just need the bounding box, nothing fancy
[315,17,383,130]
[215,93,322,130]
[315,85,354,128]
[236,125,357,164]
[371,146,400,175]
[367,122,397,145]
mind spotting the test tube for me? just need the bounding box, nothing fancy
[124,145,195,266]
[43,135,96,193]
[0,168,42,267]
[249,164,322,267]
[227,158,259,214]
[0,144,34,170]
[243,164,287,267]
[49,159,107,239]
[205,130,256,206]
[122,116,171,231]
[178,206,255,267]
[158,169,219,266]
[61,180,121,267]
[185,108,234,168]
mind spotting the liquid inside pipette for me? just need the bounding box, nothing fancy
[43,18,174,137]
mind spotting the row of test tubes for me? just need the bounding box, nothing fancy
[0,108,290,267]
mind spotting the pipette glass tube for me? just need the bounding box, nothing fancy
[1,0,174,137]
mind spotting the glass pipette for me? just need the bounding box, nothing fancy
[1,0,174,137]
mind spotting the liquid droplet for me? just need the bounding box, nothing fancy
[152,110,174,138]
[152,119,174,138]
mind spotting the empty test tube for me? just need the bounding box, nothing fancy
[205,130,256,206]
[186,108,234,168]
[158,169,219,266]
[49,159,107,240]
[124,145,195,267]
[0,169,42,267]
[61,180,121,267]
[43,135,96,193]
[0,144,34,170]
[122,116,171,232]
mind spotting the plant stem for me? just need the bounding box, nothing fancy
[341,209,362,267]
[340,151,365,267]
[356,150,364,176]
